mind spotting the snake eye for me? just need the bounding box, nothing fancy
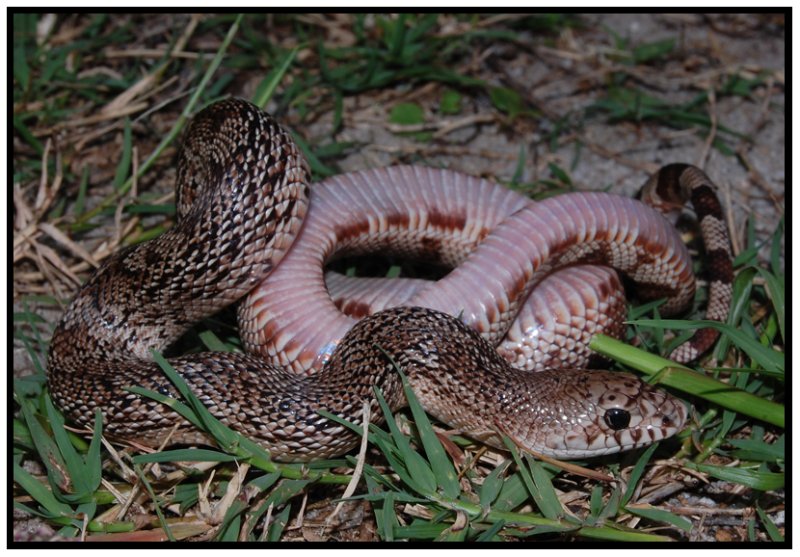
[604,408,631,430]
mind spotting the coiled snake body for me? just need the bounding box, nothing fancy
[47,99,732,461]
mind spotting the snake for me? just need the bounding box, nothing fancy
[47,99,732,462]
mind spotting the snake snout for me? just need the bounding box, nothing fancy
[530,370,689,459]
[595,372,688,455]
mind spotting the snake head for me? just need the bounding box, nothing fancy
[515,370,688,459]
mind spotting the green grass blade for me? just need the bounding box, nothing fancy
[363,474,386,535]
[621,442,659,507]
[150,351,240,450]
[631,319,784,375]
[125,385,205,431]
[625,504,692,532]
[394,521,447,540]
[83,410,104,496]
[588,485,603,518]
[491,471,531,512]
[381,491,398,541]
[249,478,313,527]
[672,367,782,427]
[133,463,175,542]
[253,46,299,109]
[74,165,90,216]
[360,460,402,493]
[476,518,506,541]
[576,525,674,542]
[219,511,243,541]
[290,131,337,178]
[112,118,132,190]
[632,38,675,64]
[597,486,621,521]
[436,520,469,541]
[756,505,784,542]
[138,378,279,467]
[14,114,45,155]
[479,459,511,510]
[318,404,394,459]
[728,434,784,462]
[501,438,561,520]
[16,393,69,492]
[757,267,784,344]
[13,462,74,519]
[248,470,282,493]
[197,329,233,352]
[683,461,784,491]
[525,455,565,520]
[76,500,98,535]
[714,266,757,360]
[393,365,461,499]
[133,448,242,464]
[13,417,34,450]
[769,218,784,275]
[372,386,437,496]
[13,29,31,87]
[43,395,97,499]
[267,504,292,541]
[122,203,176,215]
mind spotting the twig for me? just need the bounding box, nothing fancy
[38,222,99,268]
[661,504,756,517]
[103,14,202,115]
[581,137,660,175]
[49,103,149,132]
[696,86,718,168]
[494,420,614,483]
[290,491,309,531]
[321,401,371,536]
[34,241,82,288]
[115,423,182,521]
[258,503,275,541]
[384,113,497,139]
[369,143,517,161]
[211,461,250,524]
[104,47,212,60]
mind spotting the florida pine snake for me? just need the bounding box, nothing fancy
[47,99,732,461]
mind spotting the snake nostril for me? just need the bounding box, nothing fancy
[604,408,631,430]
[662,415,672,426]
